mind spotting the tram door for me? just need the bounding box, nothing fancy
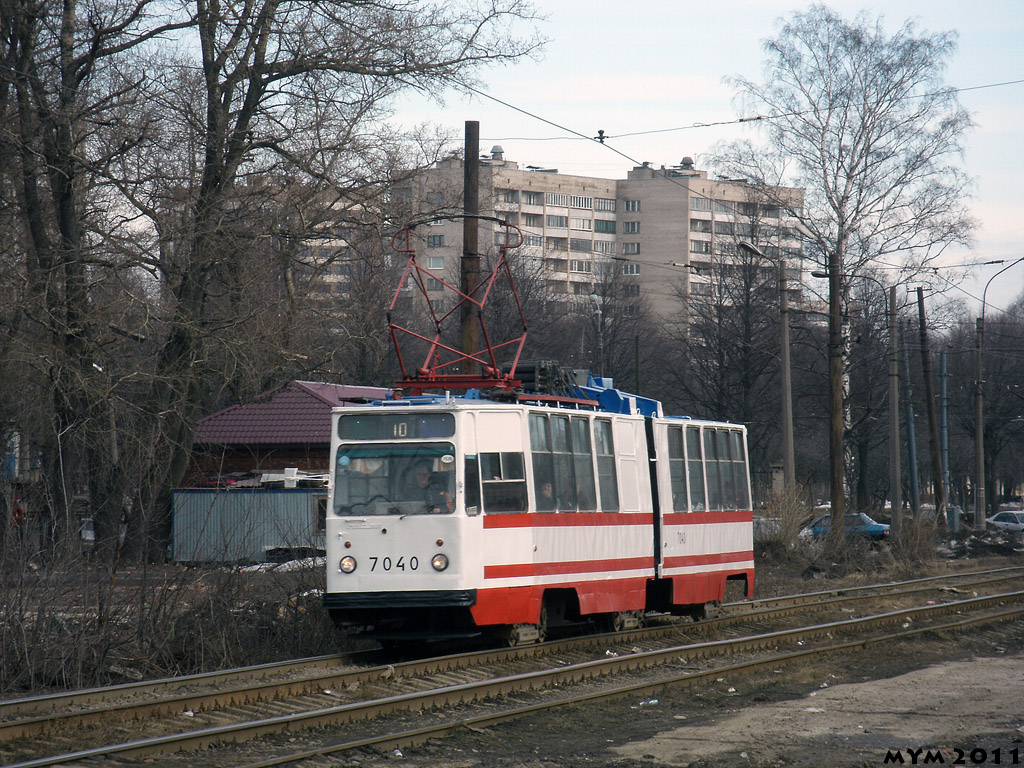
[644,418,663,574]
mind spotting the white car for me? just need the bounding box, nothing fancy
[985,511,1024,532]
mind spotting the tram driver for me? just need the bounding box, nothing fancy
[407,460,451,513]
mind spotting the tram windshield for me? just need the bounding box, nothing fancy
[333,442,456,516]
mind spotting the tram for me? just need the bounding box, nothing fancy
[322,218,753,645]
[322,379,753,644]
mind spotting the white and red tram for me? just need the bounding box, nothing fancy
[323,382,754,645]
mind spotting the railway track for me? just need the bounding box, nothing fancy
[3,565,1024,767]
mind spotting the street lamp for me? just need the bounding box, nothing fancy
[589,292,605,379]
[975,256,1024,528]
[812,271,901,534]
[740,242,795,495]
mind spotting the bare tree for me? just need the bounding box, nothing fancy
[1,0,542,561]
[716,5,975,519]
[127,1,542,557]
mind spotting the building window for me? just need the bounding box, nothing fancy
[691,196,712,212]
[570,217,592,231]
[427,256,444,269]
[762,205,780,218]
[570,238,591,253]
[570,195,592,209]
[593,240,616,255]
[690,219,712,233]
[593,219,616,234]
[715,241,737,256]
[571,282,592,295]
[523,213,543,228]
[569,259,592,273]
[522,190,542,206]
[622,221,640,234]
[524,234,543,247]
[546,236,568,251]
[690,240,712,254]
[427,234,444,248]
[499,189,519,203]
[623,242,640,255]
[427,277,443,290]
[624,199,640,212]
[714,200,735,215]
[691,281,712,296]
[546,214,568,228]
[624,284,641,296]
[623,263,640,276]
[714,221,735,235]
[594,197,616,212]
[546,192,569,207]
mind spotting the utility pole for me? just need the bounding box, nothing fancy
[941,349,954,531]
[460,121,480,374]
[889,285,902,537]
[902,321,920,518]
[916,287,945,524]
[975,316,986,527]
[779,259,795,494]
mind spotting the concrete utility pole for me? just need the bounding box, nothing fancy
[916,287,945,524]
[779,258,795,494]
[460,121,480,374]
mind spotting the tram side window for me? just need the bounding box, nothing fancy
[668,427,687,511]
[686,426,706,511]
[480,452,527,513]
[703,429,723,511]
[550,416,577,510]
[571,417,597,511]
[529,414,556,511]
[732,431,750,509]
[595,419,619,512]
[713,430,729,510]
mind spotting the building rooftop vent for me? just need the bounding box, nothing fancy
[680,156,695,170]
[490,145,504,161]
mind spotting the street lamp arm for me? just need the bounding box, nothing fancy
[982,255,1024,323]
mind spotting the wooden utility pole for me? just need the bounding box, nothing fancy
[917,287,946,524]
[460,121,480,374]
[888,285,902,536]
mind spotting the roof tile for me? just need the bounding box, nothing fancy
[194,381,389,446]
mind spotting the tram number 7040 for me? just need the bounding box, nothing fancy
[369,556,419,572]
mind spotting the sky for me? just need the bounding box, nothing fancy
[395,0,1024,316]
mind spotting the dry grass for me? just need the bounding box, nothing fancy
[0,544,351,697]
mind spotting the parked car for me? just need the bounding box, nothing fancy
[799,512,891,542]
[985,511,1024,533]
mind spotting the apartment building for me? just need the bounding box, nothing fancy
[394,150,805,319]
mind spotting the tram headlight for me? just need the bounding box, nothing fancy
[339,556,357,573]
[431,553,449,572]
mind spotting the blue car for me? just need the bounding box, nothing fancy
[800,512,891,542]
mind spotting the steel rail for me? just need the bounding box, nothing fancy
[3,565,1022,741]
[6,589,1024,768]
[239,603,1024,767]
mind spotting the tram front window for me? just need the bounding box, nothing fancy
[333,443,455,515]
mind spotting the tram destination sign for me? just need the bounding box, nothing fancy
[338,412,455,440]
